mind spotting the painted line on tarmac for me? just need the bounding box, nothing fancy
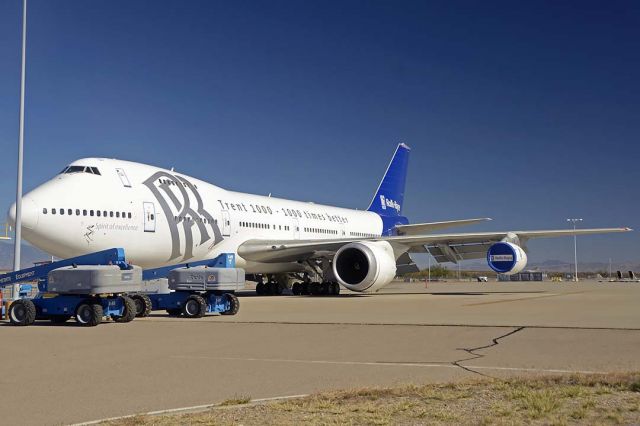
[140,318,640,331]
[463,290,588,306]
[170,355,604,375]
[72,393,309,426]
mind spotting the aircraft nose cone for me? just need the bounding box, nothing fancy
[7,197,39,230]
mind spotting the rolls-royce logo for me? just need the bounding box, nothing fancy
[490,255,514,262]
[143,172,223,262]
[379,195,401,213]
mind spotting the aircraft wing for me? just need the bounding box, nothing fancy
[394,218,492,234]
[237,227,632,264]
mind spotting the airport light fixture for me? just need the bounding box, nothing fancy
[12,0,28,300]
[567,218,583,282]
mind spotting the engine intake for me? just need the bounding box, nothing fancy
[487,242,527,274]
[332,241,396,292]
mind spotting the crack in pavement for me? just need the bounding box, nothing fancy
[452,326,526,378]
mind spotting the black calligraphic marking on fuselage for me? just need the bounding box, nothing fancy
[143,172,223,262]
[176,176,223,247]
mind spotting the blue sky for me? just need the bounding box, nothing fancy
[0,0,638,263]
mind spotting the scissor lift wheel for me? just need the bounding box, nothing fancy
[9,299,36,326]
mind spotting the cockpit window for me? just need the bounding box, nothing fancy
[61,165,101,175]
[65,166,85,174]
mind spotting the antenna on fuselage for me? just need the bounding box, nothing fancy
[171,167,175,172]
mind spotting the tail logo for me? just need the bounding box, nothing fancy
[379,195,401,213]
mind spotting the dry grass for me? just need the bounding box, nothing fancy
[104,372,640,425]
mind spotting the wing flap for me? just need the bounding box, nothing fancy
[395,218,491,235]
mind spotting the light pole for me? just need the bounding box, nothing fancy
[12,0,28,300]
[567,218,583,282]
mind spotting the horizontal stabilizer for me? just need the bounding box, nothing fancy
[395,218,492,235]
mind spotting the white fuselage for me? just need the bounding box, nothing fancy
[13,158,383,272]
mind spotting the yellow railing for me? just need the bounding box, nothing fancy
[0,223,11,240]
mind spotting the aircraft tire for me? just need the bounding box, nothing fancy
[292,282,301,295]
[321,282,330,295]
[113,296,137,323]
[9,299,36,326]
[256,282,265,295]
[75,302,103,327]
[331,282,341,295]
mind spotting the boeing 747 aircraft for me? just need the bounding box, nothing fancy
[7,144,631,294]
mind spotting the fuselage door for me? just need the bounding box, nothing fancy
[222,210,231,236]
[116,168,132,188]
[293,218,300,240]
[143,202,156,232]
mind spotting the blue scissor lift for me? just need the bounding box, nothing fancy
[0,248,140,327]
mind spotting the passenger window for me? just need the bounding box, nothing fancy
[90,210,94,216]
[83,210,87,216]
[76,209,80,215]
[68,209,72,215]
[43,208,47,214]
[150,214,154,220]
[110,211,114,217]
[60,208,64,215]
[97,211,101,217]
[122,212,126,218]
[116,212,120,218]
[103,211,107,217]
[128,213,132,219]
[52,208,56,215]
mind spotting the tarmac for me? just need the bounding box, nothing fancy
[1,280,639,425]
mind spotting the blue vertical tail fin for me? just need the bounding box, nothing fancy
[367,143,410,235]
[367,143,410,217]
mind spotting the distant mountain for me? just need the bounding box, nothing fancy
[0,241,51,270]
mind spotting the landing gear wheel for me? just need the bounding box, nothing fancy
[292,282,301,295]
[76,302,103,327]
[131,294,152,317]
[50,315,72,324]
[182,294,207,318]
[166,308,182,316]
[310,282,320,296]
[302,282,310,295]
[331,282,341,295]
[221,293,240,315]
[9,299,36,326]
[321,282,329,295]
[256,282,265,295]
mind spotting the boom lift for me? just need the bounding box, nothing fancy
[0,248,140,327]
[132,253,242,318]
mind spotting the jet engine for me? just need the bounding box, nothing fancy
[332,241,397,292]
[487,241,527,274]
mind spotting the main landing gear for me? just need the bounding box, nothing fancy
[291,281,340,296]
[255,280,284,296]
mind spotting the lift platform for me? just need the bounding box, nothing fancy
[0,248,141,327]
[132,253,243,318]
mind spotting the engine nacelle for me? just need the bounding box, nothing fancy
[332,241,397,292]
[487,242,527,274]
